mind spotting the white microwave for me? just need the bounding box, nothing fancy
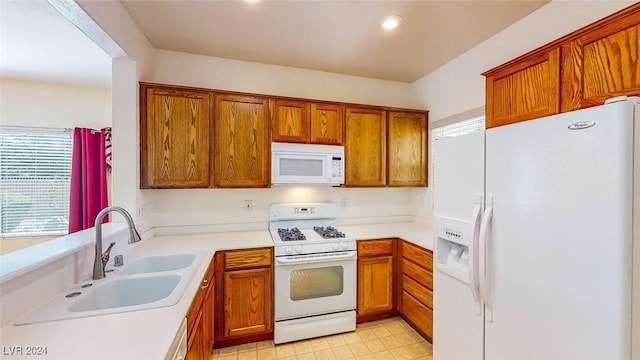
[271,142,345,186]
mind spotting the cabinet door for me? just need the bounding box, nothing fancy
[203,281,214,357]
[310,103,344,145]
[272,99,310,143]
[345,107,386,186]
[357,255,394,315]
[223,268,273,338]
[485,48,561,128]
[563,21,640,111]
[141,85,212,188]
[186,309,205,360]
[214,94,270,187]
[387,111,428,186]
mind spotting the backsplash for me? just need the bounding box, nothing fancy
[150,187,426,233]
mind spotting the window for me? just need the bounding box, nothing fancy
[432,115,485,138]
[431,114,486,209]
[0,127,73,237]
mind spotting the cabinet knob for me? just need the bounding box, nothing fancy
[200,279,210,290]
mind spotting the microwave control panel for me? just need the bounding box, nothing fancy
[332,157,343,177]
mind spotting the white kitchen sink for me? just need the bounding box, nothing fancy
[68,274,182,312]
[14,252,205,325]
[119,253,197,274]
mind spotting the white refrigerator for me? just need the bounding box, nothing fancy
[433,97,640,360]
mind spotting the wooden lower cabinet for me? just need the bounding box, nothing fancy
[398,241,434,342]
[186,257,215,360]
[214,248,273,348]
[357,239,396,322]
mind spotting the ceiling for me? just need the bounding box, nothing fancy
[121,0,548,82]
[0,0,112,87]
[0,0,548,87]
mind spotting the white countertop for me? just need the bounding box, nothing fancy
[0,222,432,360]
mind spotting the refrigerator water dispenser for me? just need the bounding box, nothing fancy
[435,216,472,283]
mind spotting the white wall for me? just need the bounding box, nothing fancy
[0,79,111,129]
[410,0,634,222]
[153,50,415,109]
[77,0,156,233]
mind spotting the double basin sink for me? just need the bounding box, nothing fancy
[15,253,204,325]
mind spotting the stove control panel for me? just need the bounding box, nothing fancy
[294,207,315,215]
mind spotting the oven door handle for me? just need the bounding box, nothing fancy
[275,252,356,266]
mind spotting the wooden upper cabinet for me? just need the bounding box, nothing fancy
[484,48,561,128]
[214,94,270,188]
[140,84,213,188]
[484,3,640,128]
[387,111,428,187]
[563,18,640,111]
[345,107,387,187]
[310,103,344,145]
[272,100,310,143]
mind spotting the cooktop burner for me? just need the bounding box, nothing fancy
[313,226,345,239]
[278,227,306,242]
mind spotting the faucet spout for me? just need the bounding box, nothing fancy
[92,206,142,280]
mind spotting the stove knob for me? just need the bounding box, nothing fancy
[295,245,303,253]
[332,243,340,250]
[340,242,349,250]
[285,246,293,255]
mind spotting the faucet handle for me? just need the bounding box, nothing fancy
[102,242,116,267]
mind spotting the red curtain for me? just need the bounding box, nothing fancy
[68,128,109,233]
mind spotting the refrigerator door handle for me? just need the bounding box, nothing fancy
[469,200,482,312]
[479,196,494,322]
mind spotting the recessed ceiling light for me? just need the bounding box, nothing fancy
[245,0,260,3]
[381,15,403,30]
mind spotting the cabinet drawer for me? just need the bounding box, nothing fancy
[358,239,394,257]
[402,242,433,270]
[224,248,272,270]
[402,275,432,308]
[402,291,433,340]
[402,259,433,290]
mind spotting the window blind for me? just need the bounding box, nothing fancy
[432,115,485,138]
[0,127,73,237]
[430,115,486,210]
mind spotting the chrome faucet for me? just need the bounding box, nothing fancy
[92,206,142,280]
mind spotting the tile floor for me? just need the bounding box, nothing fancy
[211,317,433,360]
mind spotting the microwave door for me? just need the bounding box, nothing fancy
[273,153,329,184]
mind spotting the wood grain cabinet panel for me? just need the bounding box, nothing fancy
[310,103,344,145]
[272,100,310,143]
[223,268,272,338]
[578,23,640,107]
[214,248,273,349]
[398,241,433,342]
[358,256,394,316]
[214,94,270,188]
[186,258,215,360]
[485,48,561,128]
[387,111,428,186]
[140,84,213,188]
[357,239,396,323]
[345,107,387,187]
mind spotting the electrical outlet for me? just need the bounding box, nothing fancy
[340,198,348,208]
[244,200,253,212]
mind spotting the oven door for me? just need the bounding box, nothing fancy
[274,251,356,321]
